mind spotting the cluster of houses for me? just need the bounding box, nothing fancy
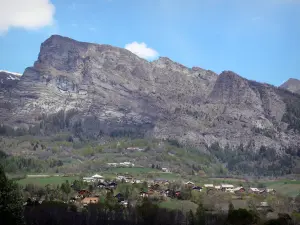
[106,162,135,167]
[202,184,276,195]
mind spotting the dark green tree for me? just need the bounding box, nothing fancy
[0,165,24,225]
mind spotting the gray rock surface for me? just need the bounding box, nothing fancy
[1,35,300,151]
[280,78,300,94]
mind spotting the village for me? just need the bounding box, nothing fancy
[59,173,277,211]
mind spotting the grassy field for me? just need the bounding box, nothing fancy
[17,176,79,186]
[159,199,198,214]
[263,180,300,197]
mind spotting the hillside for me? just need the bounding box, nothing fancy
[1,35,300,176]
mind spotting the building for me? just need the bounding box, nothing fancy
[215,185,221,190]
[81,197,99,205]
[161,168,170,173]
[204,184,214,188]
[119,162,135,167]
[185,181,195,188]
[140,191,149,198]
[192,186,203,192]
[116,175,126,181]
[249,188,261,194]
[221,184,234,192]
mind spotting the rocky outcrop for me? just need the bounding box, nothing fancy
[280,78,300,94]
[1,35,300,152]
[0,70,21,89]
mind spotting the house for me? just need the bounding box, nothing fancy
[125,177,134,183]
[134,179,142,184]
[119,162,135,167]
[92,174,104,182]
[116,175,126,181]
[249,188,260,194]
[227,187,245,193]
[192,186,203,192]
[161,168,170,173]
[126,147,144,151]
[215,186,221,190]
[81,197,99,205]
[185,181,195,188]
[204,184,214,188]
[83,177,94,183]
[221,184,234,192]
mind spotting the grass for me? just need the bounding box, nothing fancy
[262,180,300,197]
[17,176,79,187]
[159,199,198,214]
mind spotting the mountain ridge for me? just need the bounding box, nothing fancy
[0,35,300,153]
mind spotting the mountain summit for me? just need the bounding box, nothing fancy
[1,35,300,152]
[280,78,300,94]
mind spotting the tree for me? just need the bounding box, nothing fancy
[0,165,24,225]
[195,203,205,225]
[60,181,71,201]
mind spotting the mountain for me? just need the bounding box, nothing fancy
[0,70,21,89]
[1,35,300,154]
[280,78,300,94]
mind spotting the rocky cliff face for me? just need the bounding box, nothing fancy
[0,70,21,89]
[1,35,300,152]
[280,78,300,94]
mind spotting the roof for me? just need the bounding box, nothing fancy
[221,184,234,188]
[185,181,195,185]
[204,184,214,187]
[92,174,103,178]
[250,187,260,192]
[81,197,99,204]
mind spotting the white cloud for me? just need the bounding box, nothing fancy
[125,42,159,60]
[0,0,55,34]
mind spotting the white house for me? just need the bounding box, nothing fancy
[83,177,94,183]
[162,168,170,173]
[215,185,221,190]
[116,176,126,181]
[249,188,260,193]
[92,174,103,179]
[221,184,234,191]
[204,184,214,188]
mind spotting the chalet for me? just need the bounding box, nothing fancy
[192,186,203,192]
[126,147,144,151]
[161,168,170,173]
[81,197,99,205]
[204,184,214,188]
[227,187,245,193]
[185,181,195,188]
[249,188,260,194]
[83,177,94,183]
[119,162,135,167]
[92,174,104,181]
[215,186,221,190]
[116,175,126,181]
[125,177,134,183]
[221,184,234,192]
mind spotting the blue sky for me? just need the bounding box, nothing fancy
[0,0,299,86]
